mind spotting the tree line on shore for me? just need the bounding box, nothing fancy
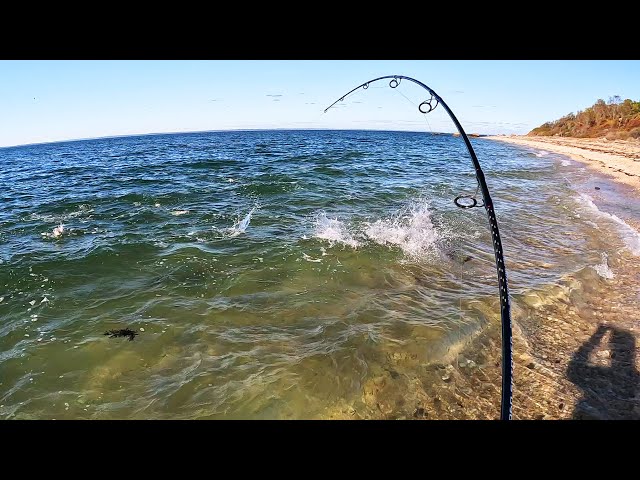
[529,96,640,139]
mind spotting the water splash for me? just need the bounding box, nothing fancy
[52,224,65,238]
[41,223,65,239]
[229,208,256,237]
[313,212,359,248]
[364,201,439,259]
[312,200,441,259]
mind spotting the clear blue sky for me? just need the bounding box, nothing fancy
[1,60,639,148]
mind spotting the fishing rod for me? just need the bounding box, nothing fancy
[324,75,513,420]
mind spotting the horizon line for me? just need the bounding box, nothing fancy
[0,126,502,150]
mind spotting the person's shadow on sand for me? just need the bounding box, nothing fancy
[567,323,640,419]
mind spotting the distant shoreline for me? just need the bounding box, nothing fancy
[485,135,640,193]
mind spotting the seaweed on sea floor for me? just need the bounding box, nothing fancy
[104,328,138,341]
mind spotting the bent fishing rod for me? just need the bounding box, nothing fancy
[324,75,513,420]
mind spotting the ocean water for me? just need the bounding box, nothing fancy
[1,130,639,419]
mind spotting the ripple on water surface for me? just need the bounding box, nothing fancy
[1,131,639,419]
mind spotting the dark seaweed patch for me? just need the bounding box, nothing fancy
[104,328,138,341]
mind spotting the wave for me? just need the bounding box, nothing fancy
[238,181,298,196]
[579,193,640,256]
[27,204,94,224]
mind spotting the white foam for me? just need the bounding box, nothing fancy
[313,212,360,248]
[579,193,640,255]
[52,224,64,237]
[302,253,322,263]
[30,213,57,223]
[364,201,439,259]
[534,150,549,157]
[171,210,189,216]
[561,159,571,167]
[41,223,65,239]
[312,200,441,259]
[28,205,93,224]
[593,253,614,279]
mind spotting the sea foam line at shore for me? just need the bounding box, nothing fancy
[485,135,640,193]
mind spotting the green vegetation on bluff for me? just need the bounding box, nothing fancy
[529,96,640,139]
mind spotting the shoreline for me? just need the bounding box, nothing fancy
[485,135,640,193]
[482,134,640,419]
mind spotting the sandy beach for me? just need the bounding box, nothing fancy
[486,135,640,193]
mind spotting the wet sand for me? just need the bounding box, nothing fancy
[486,135,640,193]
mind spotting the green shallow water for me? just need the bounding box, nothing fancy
[1,130,639,419]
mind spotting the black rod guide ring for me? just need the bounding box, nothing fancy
[454,195,478,208]
[419,101,434,114]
